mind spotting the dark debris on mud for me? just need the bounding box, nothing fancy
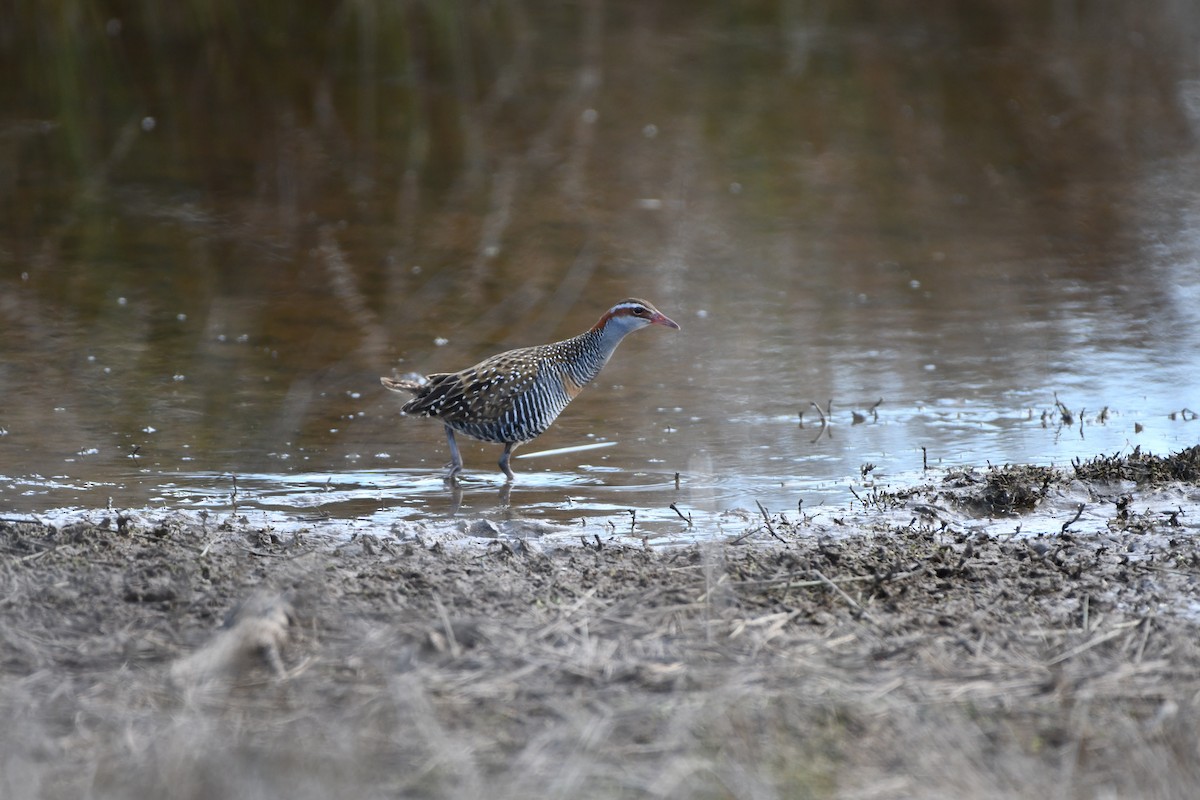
[1074,444,1200,486]
[920,445,1200,516]
[3,448,1200,799]
[941,464,1058,515]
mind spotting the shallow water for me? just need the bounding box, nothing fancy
[3,3,1200,538]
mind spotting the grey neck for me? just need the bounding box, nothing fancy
[564,322,635,387]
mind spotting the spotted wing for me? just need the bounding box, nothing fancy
[400,348,545,425]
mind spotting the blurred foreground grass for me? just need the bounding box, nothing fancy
[3,451,1200,798]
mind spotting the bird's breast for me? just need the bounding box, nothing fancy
[561,371,586,399]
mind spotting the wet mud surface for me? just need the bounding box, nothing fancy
[3,449,1200,798]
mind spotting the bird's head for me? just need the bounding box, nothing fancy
[594,298,681,335]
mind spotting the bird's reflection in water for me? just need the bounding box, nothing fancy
[441,476,514,515]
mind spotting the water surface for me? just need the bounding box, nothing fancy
[3,2,1199,537]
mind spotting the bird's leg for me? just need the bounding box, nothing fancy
[498,443,516,482]
[444,425,464,482]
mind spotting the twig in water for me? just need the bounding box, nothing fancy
[849,487,866,509]
[230,473,239,516]
[755,500,788,544]
[669,503,692,526]
[869,397,883,422]
[1061,503,1085,533]
[1054,392,1074,425]
[922,446,928,471]
[808,400,832,443]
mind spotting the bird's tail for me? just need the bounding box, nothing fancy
[380,374,427,394]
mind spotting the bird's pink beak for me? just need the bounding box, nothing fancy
[653,312,681,330]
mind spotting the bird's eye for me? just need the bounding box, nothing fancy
[633,306,647,315]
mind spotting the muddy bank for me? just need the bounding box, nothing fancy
[3,451,1200,799]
